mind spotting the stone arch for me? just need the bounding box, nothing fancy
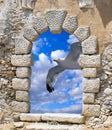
[11,9,101,119]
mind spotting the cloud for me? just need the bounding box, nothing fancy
[67,34,79,44]
[31,53,53,91]
[32,37,49,55]
[51,50,67,60]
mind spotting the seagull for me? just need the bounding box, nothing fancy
[46,42,82,93]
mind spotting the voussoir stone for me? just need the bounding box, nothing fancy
[83,104,100,117]
[82,36,98,54]
[15,37,32,54]
[83,68,97,78]
[42,113,85,124]
[79,54,101,68]
[11,101,30,113]
[23,25,39,42]
[20,113,42,122]
[33,16,48,34]
[11,54,34,67]
[63,16,78,33]
[74,26,90,42]
[83,78,100,93]
[16,67,31,78]
[16,91,29,102]
[83,93,95,104]
[45,9,67,34]
[12,78,30,90]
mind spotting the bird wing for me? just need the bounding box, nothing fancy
[61,42,82,69]
[47,65,65,84]
[46,65,65,92]
[65,42,82,61]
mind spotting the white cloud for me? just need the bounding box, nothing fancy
[32,37,49,55]
[51,50,67,60]
[31,53,52,91]
[67,34,79,44]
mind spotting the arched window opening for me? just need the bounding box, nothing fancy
[30,30,83,114]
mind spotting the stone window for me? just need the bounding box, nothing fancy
[10,9,101,123]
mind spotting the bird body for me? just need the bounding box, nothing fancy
[46,42,82,93]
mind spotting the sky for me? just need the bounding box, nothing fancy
[30,30,83,114]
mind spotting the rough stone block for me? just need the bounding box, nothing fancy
[83,93,95,104]
[79,54,101,68]
[25,123,78,129]
[83,78,100,93]
[12,78,30,90]
[20,114,42,122]
[16,67,31,78]
[16,91,29,102]
[15,37,32,54]
[83,105,100,116]
[104,88,112,95]
[83,68,97,78]
[79,0,94,9]
[74,26,90,41]
[11,54,34,67]
[14,122,24,128]
[82,36,98,54]
[33,16,48,34]
[104,116,112,128]
[63,16,78,33]
[42,113,85,124]
[11,101,30,113]
[23,26,39,42]
[45,9,67,33]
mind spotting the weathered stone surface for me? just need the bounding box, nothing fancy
[11,101,30,113]
[16,91,29,102]
[42,113,85,124]
[33,16,48,34]
[79,54,101,68]
[83,78,100,93]
[12,78,30,90]
[104,88,112,95]
[19,0,36,10]
[74,26,90,41]
[83,105,100,116]
[11,55,34,67]
[25,123,78,130]
[63,16,78,33]
[45,9,67,33]
[20,113,42,122]
[14,122,24,128]
[15,37,32,54]
[23,26,39,42]
[83,68,97,78]
[104,116,112,127]
[83,93,95,104]
[79,0,94,8]
[82,36,98,54]
[16,67,31,78]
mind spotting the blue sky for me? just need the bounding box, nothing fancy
[30,30,83,113]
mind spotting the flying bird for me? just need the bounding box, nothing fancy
[46,42,82,93]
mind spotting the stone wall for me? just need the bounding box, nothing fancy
[0,0,112,129]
